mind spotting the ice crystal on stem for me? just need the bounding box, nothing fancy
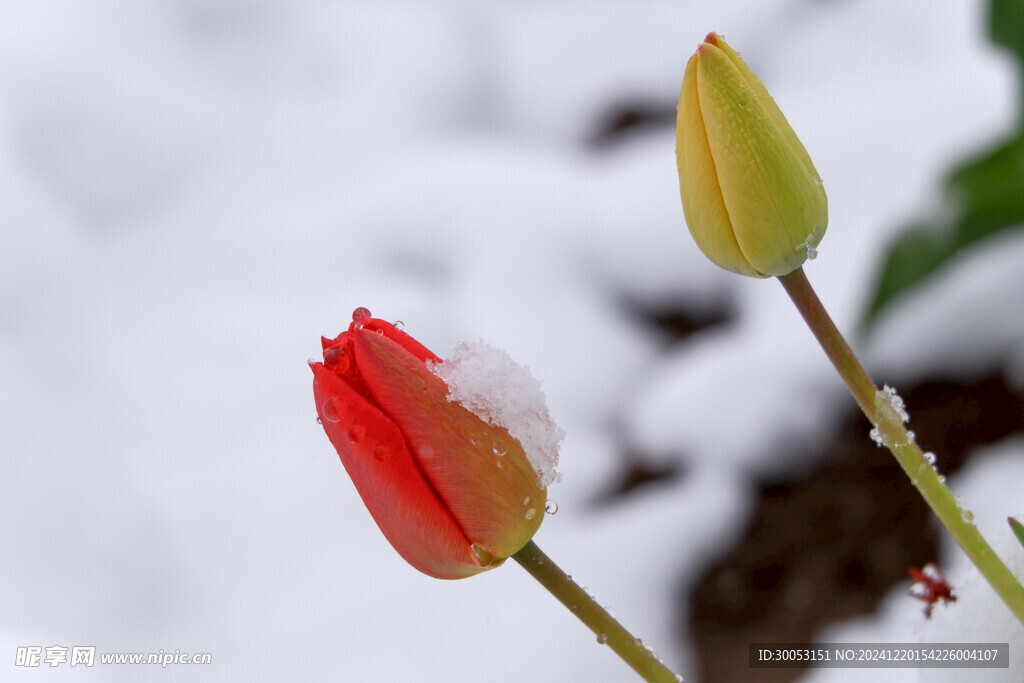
[870,384,912,447]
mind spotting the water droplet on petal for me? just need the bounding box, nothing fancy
[321,398,343,423]
[352,307,372,324]
[495,459,504,469]
[545,500,559,515]
[596,633,608,645]
[375,328,384,335]
[492,441,507,456]
[393,320,405,331]
[523,496,532,506]
[372,446,388,461]
[347,425,366,443]
[525,508,537,520]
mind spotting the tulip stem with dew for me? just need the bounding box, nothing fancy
[777,267,1024,625]
[511,541,682,682]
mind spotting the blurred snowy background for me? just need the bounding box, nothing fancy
[3,0,1023,681]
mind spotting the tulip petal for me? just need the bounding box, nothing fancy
[311,361,485,579]
[676,33,828,278]
[677,51,760,277]
[355,317,441,364]
[710,33,822,192]
[696,40,827,275]
[351,330,546,560]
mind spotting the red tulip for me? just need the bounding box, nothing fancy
[311,308,548,579]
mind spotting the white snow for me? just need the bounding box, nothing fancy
[914,440,1024,682]
[1,1,1021,681]
[806,438,1024,683]
[431,340,563,487]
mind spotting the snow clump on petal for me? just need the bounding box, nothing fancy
[431,340,562,487]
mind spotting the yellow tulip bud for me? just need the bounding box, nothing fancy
[676,32,827,277]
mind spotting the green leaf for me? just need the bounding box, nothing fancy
[1009,517,1024,550]
[861,135,1024,330]
[860,0,1024,332]
[991,0,1024,65]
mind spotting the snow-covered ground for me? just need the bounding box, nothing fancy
[2,1,1021,681]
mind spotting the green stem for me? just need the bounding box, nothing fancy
[778,267,1024,624]
[511,540,681,682]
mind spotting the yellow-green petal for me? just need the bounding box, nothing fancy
[675,33,828,278]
